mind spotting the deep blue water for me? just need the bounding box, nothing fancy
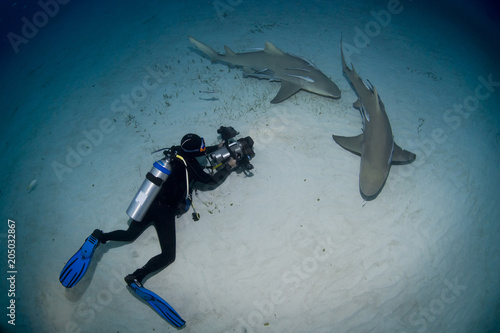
[1,1,500,332]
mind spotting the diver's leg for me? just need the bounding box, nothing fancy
[98,221,146,243]
[125,207,176,285]
[99,211,152,244]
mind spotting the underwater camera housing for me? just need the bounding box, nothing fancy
[209,126,255,172]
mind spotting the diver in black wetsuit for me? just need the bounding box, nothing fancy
[93,133,237,286]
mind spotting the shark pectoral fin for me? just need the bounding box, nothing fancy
[271,81,302,104]
[391,143,416,165]
[332,133,364,156]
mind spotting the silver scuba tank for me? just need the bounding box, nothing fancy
[126,157,172,222]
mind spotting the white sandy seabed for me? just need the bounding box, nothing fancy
[0,0,499,332]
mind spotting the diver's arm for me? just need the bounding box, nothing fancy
[204,140,227,154]
[194,161,234,185]
[189,157,235,187]
[205,144,219,154]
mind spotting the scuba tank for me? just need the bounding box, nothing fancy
[126,156,173,222]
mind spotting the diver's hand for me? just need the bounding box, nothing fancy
[227,158,237,169]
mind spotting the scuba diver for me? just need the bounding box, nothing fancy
[59,127,255,328]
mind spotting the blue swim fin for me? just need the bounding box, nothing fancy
[59,233,100,288]
[129,280,186,328]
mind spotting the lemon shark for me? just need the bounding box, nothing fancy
[188,36,341,103]
[332,42,416,200]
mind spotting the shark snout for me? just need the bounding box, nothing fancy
[359,169,388,200]
[360,183,384,200]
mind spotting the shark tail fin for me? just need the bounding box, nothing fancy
[188,36,220,61]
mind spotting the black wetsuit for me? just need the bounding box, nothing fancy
[100,145,231,283]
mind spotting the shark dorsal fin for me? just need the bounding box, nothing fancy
[370,81,380,103]
[224,45,236,57]
[264,42,285,56]
[369,83,387,111]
